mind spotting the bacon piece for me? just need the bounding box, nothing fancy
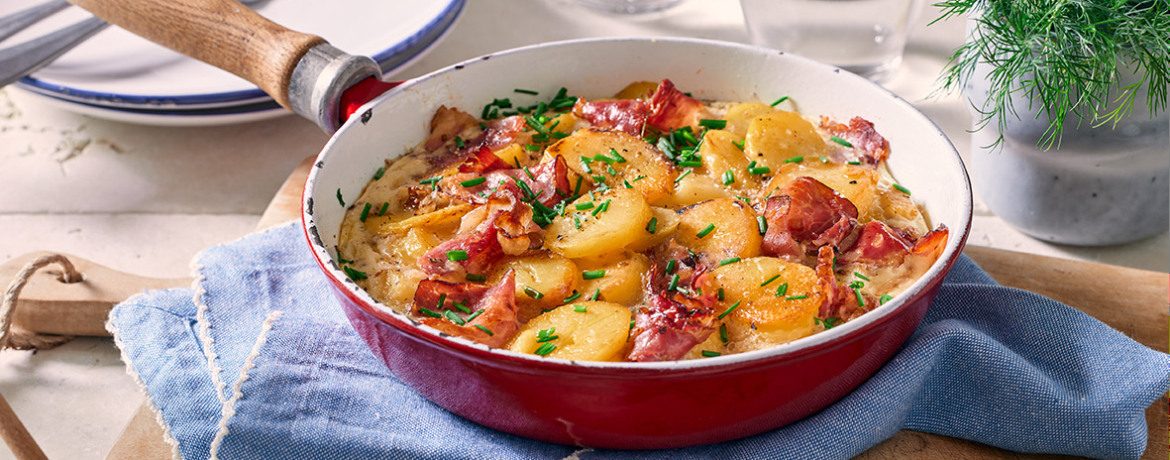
[646,79,704,132]
[445,155,572,210]
[910,224,949,260]
[821,116,890,165]
[424,106,477,152]
[815,245,860,319]
[458,145,511,174]
[760,177,860,260]
[418,185,538,276]
[573,99,649,135]
[483,116,527,151]
[837,221,913,267]
[418,270,520,347]
[649,240,705,292]
[628,292,718,362]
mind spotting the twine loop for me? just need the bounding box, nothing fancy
[0,254,81,350]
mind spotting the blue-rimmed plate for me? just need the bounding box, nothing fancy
[3,0,462,113]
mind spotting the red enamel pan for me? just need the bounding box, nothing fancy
[73,0,972,449]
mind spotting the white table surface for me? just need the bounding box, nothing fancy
[0,1,1166,459]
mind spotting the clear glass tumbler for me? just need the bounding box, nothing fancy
[740,0,922,82]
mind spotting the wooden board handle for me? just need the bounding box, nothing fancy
[0,252,191,336]
[66,0,325,108]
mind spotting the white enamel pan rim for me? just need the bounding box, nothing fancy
[303,36,973,372]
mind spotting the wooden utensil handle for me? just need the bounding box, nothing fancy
[66,0,324,108]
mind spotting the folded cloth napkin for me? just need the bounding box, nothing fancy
[109,222,1169,460]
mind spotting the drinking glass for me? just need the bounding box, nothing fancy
[740,0,922,82]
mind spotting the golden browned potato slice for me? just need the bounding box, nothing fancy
[723,102,776,138]
[707,257,822,351]
[489,251,580,321]
[671,170,732,207]
[363,267,426,315]
[700,129,761,195]
[876,184,928,236]
[682,332,724,360]
[546,187,653,259]
[613,81,659,100]
[546,128,677,205]
[494,144,525,167]
[505,301,632,361]
[627,207,681,252]
[574,251,651,306]
[674,198,762,261]
[744,111,830,170]
[764,162,880,222]
[367,204,473,236]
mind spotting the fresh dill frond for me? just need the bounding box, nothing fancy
[931,0,1169,150]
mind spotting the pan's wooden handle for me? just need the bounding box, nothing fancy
[0,252,191,336]
[66,0,324,108]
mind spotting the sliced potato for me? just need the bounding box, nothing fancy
[876,185,928,236]
[706,257,821,351]
[744,111,830,170]
[671,170,731,207]
[546,187,653,259]
[699,129,760,195]
[723,102,776,138]
[493,144,525,167]
[627,207,681,252]
[489,251,579,321]
[505,301,632,362]
[368,204,473,236]
[674,198,762,261]
[574,251,651,306]
[682,332,724,360]
[546,128,677,205]
[363,267,426,315]
[613,81,659,100]
[765,162,879,222]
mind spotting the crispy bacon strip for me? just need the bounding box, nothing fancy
[424,106,478,152]
[444,155,572,210]
[815,245,860,319]
[418,185,537,276]
[628,292,718,362]
[573,99,650,135]
[647,79,704,132]
[418,270,519,347]
[761,177,860,260]
[483,116,527,151]
[458,145,511,174]
[821,116,890,165]
[837,221,914,267]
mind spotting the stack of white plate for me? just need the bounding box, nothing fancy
[3,0,464,126]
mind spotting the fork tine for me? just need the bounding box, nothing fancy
[0,0,70,44]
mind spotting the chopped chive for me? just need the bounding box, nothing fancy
[524,286,544,300]
[466,309,484,322]
[343,266,368,280]
[337,257,354,265]
[770,96,789,107]
[523,167,536,181]
[444,310,466,326]
[514,88,539,95]
[606,165,618,176]
[465,273,487,282]
[492,98,512,108]
[854,272,870,281]
[732,139,745,151]
[736,196,751,205]
[488,107,499,119]
[853,286,865,307]
[819,156,829,163]
[629,320,635,331]
[757,216,768,235]
[717,301,741,320]
[717,288,725,301]
[593,154,615,165]
[454,302,471,314]
[525,115,551,135]
[698,119,727,129]
[696,223,716,239]
[678,160,702,168]
[538,327,555,338]
[718,257,740,266]
[668,274,681,291]
[748,166,771,175]
[665,259,678,274]
[646,217,658,234]
[590,201,607,216]
[359,203,372,222]
[419,307,442,318]
[536,335,560,343]
[784,156,804,164]
[582,270,606,280]
[848,160,862,165]
[609,148,627,163]
[675,169,693,183]
[589,289,601,301]
[761,274,781,287]
[573,304,588,313]
[623,179,633,189]
[722,170,735,185]
[374,166,385,180]
[830,135,853,147]
[454,136,465,149]
[564,291,582,302]
[574,215,581,229]
[880,293,894,305]
[575,201,595,211]
[460,177,486,187]
[574,175,584,195]
[719,324,728,343]
[701,350,722,357]
[591,175,606,183]
[479,122,487,130]
[436,293,447,310]
[775,282,789,297]
[534,342,556,356]
[581,160,593,174]
[633,175,647,182]
[525,144,540,151]
[446,250,469,261]
[379,202,389,216]
[420,176,442,184]
[785,294,809,300]
[475,324,494,336]
[336,188,345,207]
[893,184,912,195]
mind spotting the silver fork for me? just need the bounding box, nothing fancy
[0,0,265,88]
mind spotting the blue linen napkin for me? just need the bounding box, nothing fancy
[109,222,1169,460]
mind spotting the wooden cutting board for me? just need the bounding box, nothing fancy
[104,156,1169,460]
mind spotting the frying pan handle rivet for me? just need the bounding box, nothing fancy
[289,43,383,134]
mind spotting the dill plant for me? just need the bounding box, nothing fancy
[933,0,1169,149]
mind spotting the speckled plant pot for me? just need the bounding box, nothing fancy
[964,62,1170,246]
